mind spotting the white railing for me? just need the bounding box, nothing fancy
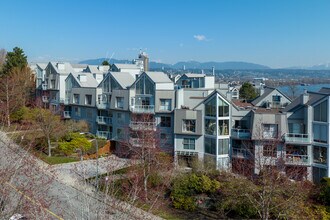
[231,129,251,139]
[96,116,112,124]
[285,154,310,165]
[129,121,156,130]
[63,111,71,118]
[283,133,310,143]
[130,105,155,113]
[96,131,111,139]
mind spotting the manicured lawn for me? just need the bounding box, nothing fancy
[39,154,79,165]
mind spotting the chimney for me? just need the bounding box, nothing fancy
[301,89,309,105]
[57,62,65,70]
[259,87,265,96]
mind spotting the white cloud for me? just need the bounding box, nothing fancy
[193,35,207,41]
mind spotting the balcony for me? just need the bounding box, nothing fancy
[96,116,112,125]
[129,121,156,130]
[231,129,251,139]
[42,84,48,90]
[63,111,71,119]
[96,102,109,109]
[42,96,49,103]
[285,154,310,165]
[283,133,310,144]
[130,105,155,114]
[232,147,251,159]
[129,138,156,147]
[96,131,111,139]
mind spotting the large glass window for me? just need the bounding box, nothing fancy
[116,97,124,109]
[218,97,229,117]
[288,123,304,134]
[136,75,154,95]
[205,119,216,135]
[263,124,278,139]
[205,137,216,155]
[313,124,328,143]
[218,139,229,155]
[314,100,328,122]
[218,120,229,135]
[313,146,327,164]
[73,94,79,104]
[205,97,216,117]
[160,99,171,111]
[183,138,195,150]
[183,120,196,132]
[160,116,171,127]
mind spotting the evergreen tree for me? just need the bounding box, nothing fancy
[102,60,110,66]
[239,82,258,100]
[3,47,28,74]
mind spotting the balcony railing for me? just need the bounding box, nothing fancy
[96,116,112,125]
[283,133,310,144]
[42,96,49,103]
[130,105,155,114]
[96,102,109,109]
[129,138,156,147]
[129,121,156,130]
[231,129,251,139]
[60,98,70,105]
[96,131,111,139]
[232,147,250,158]
[63,111,71,119]
[42,84,48,90]
[285,154,310,165]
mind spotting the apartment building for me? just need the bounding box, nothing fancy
[33,58,330,182]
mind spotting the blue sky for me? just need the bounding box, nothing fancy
[0,0,329,68]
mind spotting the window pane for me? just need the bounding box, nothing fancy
[205,97,216,117]
[218,120,229,135]
[218,139,229,155]
[205,119,216,135]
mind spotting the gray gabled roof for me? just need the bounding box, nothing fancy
[86,65,110,74]
[71,63,88,69]
[70,72,99,88]
[251,86,291,106]
[283,90,329,112]
[110,72,136,88]
[145,71,172,83]
[193,89,231,110]
[49,62,75,74]
[318,87,330,94]
[36,63,47,70]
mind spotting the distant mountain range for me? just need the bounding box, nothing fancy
[79,58,270,70]
[79,58,330,70]
[287,63,330,70]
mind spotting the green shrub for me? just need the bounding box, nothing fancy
[320,177,330,205]
[58,132,92,156]
[10,106,30,123]
[170,173,220,211]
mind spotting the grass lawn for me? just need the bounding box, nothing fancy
[39,154,79,165]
